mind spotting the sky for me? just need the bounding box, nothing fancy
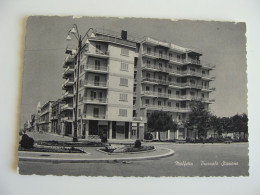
[20,16,247,127]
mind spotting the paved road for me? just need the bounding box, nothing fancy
[18,143,248,177]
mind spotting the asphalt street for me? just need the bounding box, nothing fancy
[18,142,248,177]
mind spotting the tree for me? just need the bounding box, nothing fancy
[147,111,177,140]
[230,113,248,140]
[185,101,212,139]
[209,115,222,135]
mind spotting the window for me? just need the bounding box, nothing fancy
[177,78,180,83]
[121,48,129,56]
[168,77,172,82]
[190,68,196,72]
[176,91,180,95]
[79,94,82,102]
[202,70,205,74]
[145,99,149,105]
[176,103,180,107]
[120,63,128,71]
[120,78,128,86]
[159,50,163,57]
[119,109,127,117]
[159,75,162,80]
[158,101,161,106]
[146,86,150,91]
[158,88,162,93]
[147,60,151,65]
[78,109,81,116]
[168,90,171,95]
[177,55,181,61]
[79,80,82,88]
[169,65,172,69]
[146,73,150,78]
[169,53,172,57]
[159,63,162,69]
[99,92,103,99]
[91,91,96,100]
[190,91,195,96]
[96,45,101,53]
[93,108,99,117]
[168,102,171,107]
[201,93,205,98]
[95,60,100,70]
[119,93,128,101]
[147,47,151,54]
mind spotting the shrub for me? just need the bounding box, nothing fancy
[144,132,153,140]
[20,134,34,149]
[134,139,142,148]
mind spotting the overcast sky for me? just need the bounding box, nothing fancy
[20,16,247,127]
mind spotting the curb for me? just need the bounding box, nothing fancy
[18,148,174,163]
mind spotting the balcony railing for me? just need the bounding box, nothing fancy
[85,48,109,57]
[141,91,169,98]
[61,103,73,111]
[84,80,107,88]
[63,78,74,87]
[83,97,107,104]
[142,77,168,85]
[84,64,108,73]
[61,116,73,122]
[142,104,191,112]
[82,114,107,120]
[63,66,74,75]
[63,55,75,67]
[62,90,73,99]
[142,63,167,72]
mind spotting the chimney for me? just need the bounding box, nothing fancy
[121,30,127,40]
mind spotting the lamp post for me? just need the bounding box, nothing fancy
[66,24,93,142]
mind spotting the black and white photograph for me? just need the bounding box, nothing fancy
[18,16,248,177]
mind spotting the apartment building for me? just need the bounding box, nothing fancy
[51,99,63,135]
[62,28,215,140]
[39,101,54,132]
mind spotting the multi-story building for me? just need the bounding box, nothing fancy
[62,28,215,140]
[51,99,63,134]
[39,101,54,132]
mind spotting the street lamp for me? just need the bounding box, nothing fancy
[66,24,93,142]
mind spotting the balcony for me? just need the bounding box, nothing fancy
[62,78,74,88]
[85,48,109,59]
[61,103,73,111]
[181,83,203,89]
[62,91,73,99]
[63,55,75,68]
[184,58,201,66]
[82,114,107,120]
[168,95,186,100]
[83,97,108,105]
[167,69,183,76]
[142,104,191,113]
[62,66,74,78]
[182,70,202,77]
[143,51,170,61]
[142,63,168,73]
[168,81,183,88]
[168,56,185,65]
[84,80,108,89]
[84,64,108,74]
[141,91,169,99]
[201,75,215,81]
[201,62,216,70]
[201,86,215,92]
[141,77,168,85]
[61,116,73,122]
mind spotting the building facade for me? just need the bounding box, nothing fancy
[51,99,63,135]
[39,101,54,132]
[62,28,215,140]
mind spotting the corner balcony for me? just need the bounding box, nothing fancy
[143,51,170,62]
[141,63,168,73]
[84,80,108,89]
[201,86,215,92]
[141,91,169,99]
[82,114,107,120]
[62,90,73,99]
[63,55,75,68]
[83,97,108,105]
[168,56,185,65]
[62,78,74,88]
[184,58,201,66]
[201,62,216,70]
[201,74,215,81]
[62,66,74,78]
[142,104,191,113]
[61,116,73,122]
[85,48,109,59]
[61,103,73,111]
[141,77,168,86]
[182,70,202,78]
[84,64,108,74]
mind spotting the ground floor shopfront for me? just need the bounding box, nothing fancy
[60,120,145,140]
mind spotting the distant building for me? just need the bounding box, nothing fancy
[51,99,63,135]
[61,28,215,140]
[39,101,54,132]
